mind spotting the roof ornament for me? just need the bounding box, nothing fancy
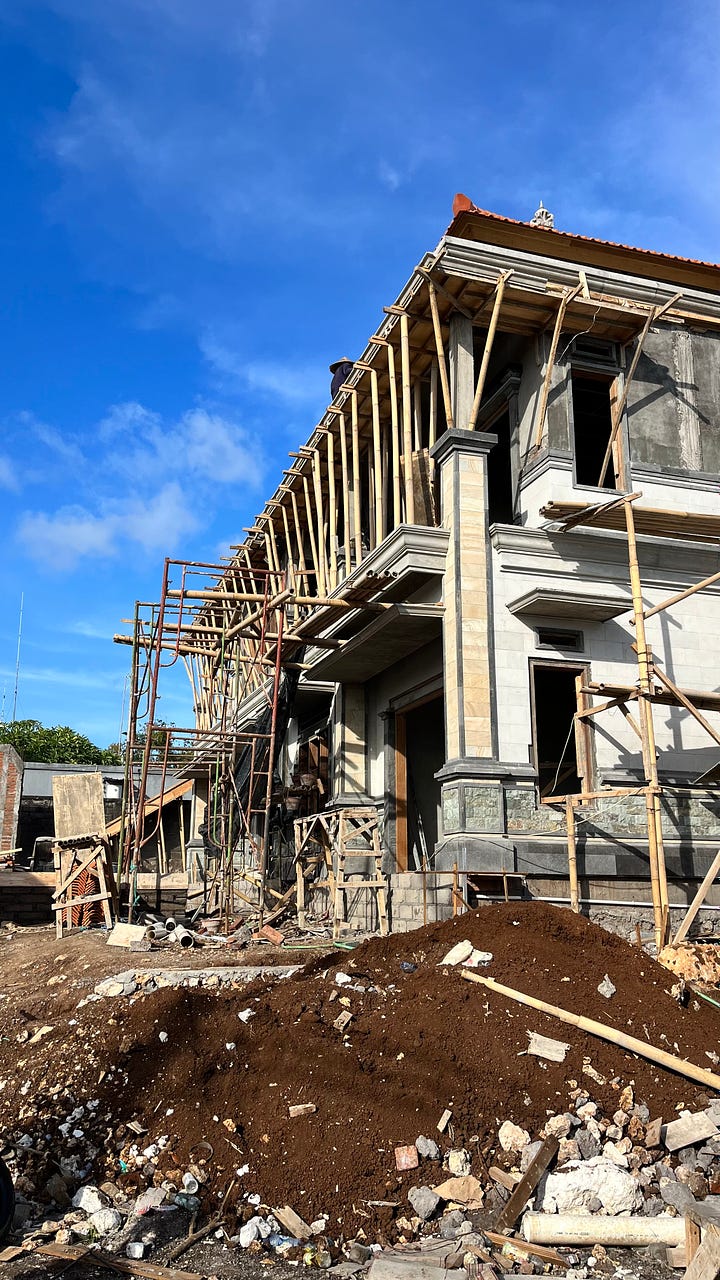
[530,200,554,229]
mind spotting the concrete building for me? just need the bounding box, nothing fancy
[128,198,720,941]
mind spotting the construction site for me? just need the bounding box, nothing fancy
[4,197,720,1279]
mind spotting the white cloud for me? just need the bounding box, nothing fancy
[17,483,200,569]
[0,455,19,491]
[0,663,123,692]
[200,335,326,408]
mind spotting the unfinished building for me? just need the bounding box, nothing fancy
[116,197,720,949]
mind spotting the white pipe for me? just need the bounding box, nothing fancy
[522,1212,684,1247]
[169,924,195,948]
[165,916,178,932]
[474,893,720,912]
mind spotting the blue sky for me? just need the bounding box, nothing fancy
[0,0,718,747]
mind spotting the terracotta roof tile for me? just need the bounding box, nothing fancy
[449,193,720,273]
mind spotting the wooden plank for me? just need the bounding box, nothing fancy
[37,1241,203,1280]
[52,772,106,839]
[481,1231,567,1268]
[687,1217,703,1266]
[684,1233,720,1280]
[494,1135,559,1230]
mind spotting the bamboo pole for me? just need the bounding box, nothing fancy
[289,488,308,579]
[566,798,579,913]
[532,285,582,452]
[337,412,352,577]
[311,449,328,596]
[369,367,384,542]
[279,502,297,594]
[400,311,415,523]
[326,428,338,589]
[426,278,454,429]
[385,342,402,527]
[597,293,681,488]
[642,568,720,622]
[673,848,720,945]
[413,378,422,451]
[350,390,363,565]
[460,971,720,1091]
[624,495,667,946]
[468,271,510,430]
[302,472,322,593]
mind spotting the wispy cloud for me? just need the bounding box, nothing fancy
[0,455,19,491]
[200,334,327,408]
[17,482,199,569]
[0,663,124,692]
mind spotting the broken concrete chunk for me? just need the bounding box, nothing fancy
[437,1108,452,1133]
[88,1207,123,1236]
[527,1032,570,1063]
[446,1148,471,1176]
[439,940,475,967]
[498,1121,530,1153]
[432,1174,484,1209]
[664,1112,719,1152]
[333,1011,353,1032]
[126,1242,148,1259]
[520,1140,544,1172]
[544,1113,573,1139]
[416,1135,440,1160]
[408,1185,441,1220]
[288,1103,317,1118]
[538,1157,642,1215]
[575,1128,602,1161]
[597,975,616,999]
[71,1186,107,1215]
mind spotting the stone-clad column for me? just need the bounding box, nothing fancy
[430,428,523,870]
[432,429,497,762]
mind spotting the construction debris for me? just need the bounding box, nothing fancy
[3,902,720,1276]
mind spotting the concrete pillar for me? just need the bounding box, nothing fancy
[449,313,475,431]
[332,684,368,805]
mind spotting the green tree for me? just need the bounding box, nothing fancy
[0,719,116,765]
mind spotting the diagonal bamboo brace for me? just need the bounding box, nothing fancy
[460,970,720,1092]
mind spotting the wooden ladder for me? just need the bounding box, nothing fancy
[333,807,388,939]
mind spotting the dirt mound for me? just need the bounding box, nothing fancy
[4,903,720,1241]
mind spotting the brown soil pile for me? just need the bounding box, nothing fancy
[5,903,720,1240]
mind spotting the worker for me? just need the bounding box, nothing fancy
[329,357,353,400]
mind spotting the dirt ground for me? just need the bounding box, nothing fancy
[1,906,716,1279]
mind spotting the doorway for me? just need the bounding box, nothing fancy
[530,662,591,800]
[395,694,445,870]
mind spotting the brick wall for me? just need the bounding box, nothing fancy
[0,744,23,854]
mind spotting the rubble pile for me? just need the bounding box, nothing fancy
[3,902,720,1272]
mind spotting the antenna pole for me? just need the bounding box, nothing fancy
[11,593,23,722]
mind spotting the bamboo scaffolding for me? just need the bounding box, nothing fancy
[336,411,352,577]
[400,311,415,523]
[468,270,511,430]
[425,278,455,430]
[349,389,363,564]
[532,285,582,452]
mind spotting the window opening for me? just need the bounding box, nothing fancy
[536,627,584,652]
[571,371,616,489]
[487,409,514,524]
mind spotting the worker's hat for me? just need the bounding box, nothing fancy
[329,357,353,373]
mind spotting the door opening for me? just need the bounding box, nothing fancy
[531,663,590,799]
[571,371,617,489]
[395,694,444,870]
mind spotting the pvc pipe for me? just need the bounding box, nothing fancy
[522,1212,684,1248]
[169,924,195,949]
[474,893,720,912]
[149,924,168,940]
[165,916,178,932]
